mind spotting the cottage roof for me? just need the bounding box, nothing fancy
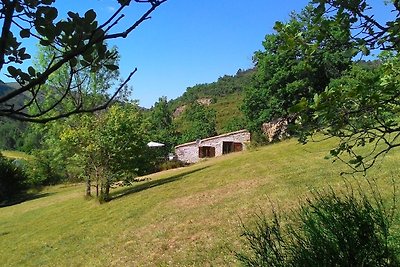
[175,129,249,149]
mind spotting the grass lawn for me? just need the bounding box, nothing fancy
[1,138,399,266]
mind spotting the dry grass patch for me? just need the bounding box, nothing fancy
[169,178,262,210]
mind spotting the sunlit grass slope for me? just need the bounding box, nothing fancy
[1,138,399,266]
[1,150,33,160]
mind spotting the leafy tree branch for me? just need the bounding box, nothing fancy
[0,0,166,122]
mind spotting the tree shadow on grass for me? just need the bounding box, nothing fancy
[0,192,54,208]
[109,166,209,201]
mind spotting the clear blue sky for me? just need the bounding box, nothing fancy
[3,0,393,108]
[64,0,311,107]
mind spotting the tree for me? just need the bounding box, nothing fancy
[0,0,166,122]
[242,5,354,132]
[18,43,126,186]
[0,153,28,203]
[147,96,177,158]
[23,117,73,186]
[311,0,400,53]
[0,118,25,150]
[178,102,217,144]
[29,43,126,118]
[60,103,151,200]
[294,0,400,172]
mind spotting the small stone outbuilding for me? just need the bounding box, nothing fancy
[175,129,251,163]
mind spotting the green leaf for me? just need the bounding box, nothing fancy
[69,57,78,68]
[15,2,23,12]
[44,7,58,21]
[19,29,30,38]
[28,66,36,76]
[118,0,131,6]
[7,66,18,77]
[41,0,55,5]
[20,53,31,60]
[67,11,78,19]
[92,29,105,42]
[40,39,51,46]
[313,93,320,106]
[20,71,31,81]
[84,9,96,22]
[290,97,307,113]
[104,64,119,71]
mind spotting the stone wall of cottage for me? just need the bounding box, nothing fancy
[200,131,250,157]
[175,130,251,163]
[175,142,199,163]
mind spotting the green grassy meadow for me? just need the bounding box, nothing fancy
[1,138,399,266]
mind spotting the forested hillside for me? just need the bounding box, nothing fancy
[169,68,254,111]
[169,68,254,135]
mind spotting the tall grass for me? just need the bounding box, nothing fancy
[237,182,400,266]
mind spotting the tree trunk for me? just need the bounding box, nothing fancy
[85,177,91,197]
[104,179,110,201]
[95,167,99,197]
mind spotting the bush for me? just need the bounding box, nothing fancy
[23,150,66,187]
[237,184,400,267]
[0,154,28,203]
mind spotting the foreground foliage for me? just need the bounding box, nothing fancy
[0,153,27,202]
[0,0,166,122]
[295,0,400,171]
[242,4,353,132]
[237,184,399,267]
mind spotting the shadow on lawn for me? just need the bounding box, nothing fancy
[0,192,53,208]
[109,166,209,201]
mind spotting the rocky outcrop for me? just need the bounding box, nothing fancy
[262,116,295,142]
[173,105,187,118]
[173,98,213,118]
[196,98,213,106]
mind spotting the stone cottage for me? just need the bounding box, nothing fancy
[175,129,251,163]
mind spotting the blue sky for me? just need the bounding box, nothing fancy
[3,0,393,107]
[62,0,311,107]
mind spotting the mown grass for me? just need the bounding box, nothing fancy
[1,138,399,266]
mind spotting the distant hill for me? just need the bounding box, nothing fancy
[0,81,29,110]
[169,68,255,134]
[0,81,20,95]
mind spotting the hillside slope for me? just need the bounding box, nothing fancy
[170,69,253,134]
[1,138,399,266]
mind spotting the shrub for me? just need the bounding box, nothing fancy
[237,184,400,267]
[0,154,28,203]
[23,151,66,187]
